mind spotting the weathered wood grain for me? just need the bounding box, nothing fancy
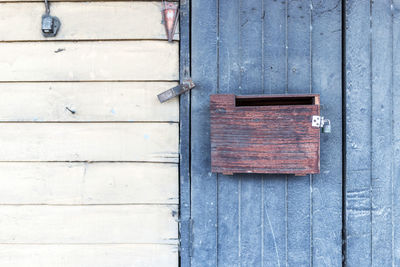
[0,205,178,244]
[393,1,400,265]
[0,41,179,82]
[237,2,264,265]
[0,82,178,122]
[0,2,178,41]
[0,123,178,162]
[211,94,320,175]
[345,1,372,266]
[216,0,241,265]
[189,1,343,266]
[190,0,218,265]
[178,0,192,265]
[311,1,343,266]
[262,0,288,265]
[286,0,312,265]
[371,1,393,266]
[0,244,178,267]
[0,162,178,204]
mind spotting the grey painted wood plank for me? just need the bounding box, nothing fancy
[371,1,393,266]
[238,0,264,266]
[393,98,400,264]
[262,0,288,266]
[190,0,218,266]
[217,0,240,266]
[287,0,312,265]
[239,0,263,93]
[311,1,343,266]
[345,0,372,266]
[239,175,263,266]
[179,0,191,266]
[392,1,400,265]
[264,0,287,95]
[217,175,239,267]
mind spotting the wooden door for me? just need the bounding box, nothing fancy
[181,0,343,266]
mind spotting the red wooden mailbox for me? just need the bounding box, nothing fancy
[210,94,321,176]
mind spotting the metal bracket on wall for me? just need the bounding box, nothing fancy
[312,115,331,133]
[157,78,195,103]
[41,0,61,37]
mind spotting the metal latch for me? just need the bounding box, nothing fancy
[312,115,331,133]
[157,78,196,103]
[42,0,61,37]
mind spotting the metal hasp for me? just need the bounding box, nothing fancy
[41,0,61,37]
[210,94,321,176]
[157,78,195,103]
[312,115,331,133]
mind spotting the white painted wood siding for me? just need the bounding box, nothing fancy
[0,82,178,122]
[0,1,179,266]
[0,2,179,41]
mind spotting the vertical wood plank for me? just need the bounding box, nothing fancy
[238,0,264,266]
[371,1,393,266]
[179,0,192,265]
[191,0,218,266]
[345,0,372,266]
[217,0,240,265]
[287,0,312,265]
[262,0,288,266]
[311,0,343,266]
[392,1,400,265]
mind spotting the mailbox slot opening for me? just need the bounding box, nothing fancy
[235,96,315,107]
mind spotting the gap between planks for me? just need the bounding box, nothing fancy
[0,0,178,2]
[0,243,179,245]
[0,80,178,83]
[0,204,178,206]
[0,160,178,163]
[0,40,179,43]
[0,121,179,123]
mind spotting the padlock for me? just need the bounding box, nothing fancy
[42,14,60,37]
[322,120,331,133]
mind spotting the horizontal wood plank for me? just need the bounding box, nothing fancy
[0,244,178,267]
[0,123,178,162]
[0,205,178,244]
[0,2,179,41]
[0,82,178,122]
[0,162,178,204]
[0,41,178,81]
